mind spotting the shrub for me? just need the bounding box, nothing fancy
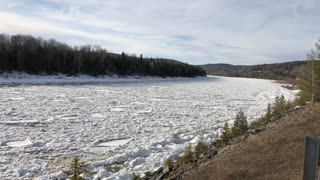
[184,144,194,162]
[250,96,296,129]
[177,157,185,168]
[250,116,265,129]
[177,144,194,168]
[194,141,208,158]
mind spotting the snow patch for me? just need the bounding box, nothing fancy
[95,138,131,149]
[110,108,124,112]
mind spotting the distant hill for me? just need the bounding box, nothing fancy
[199,61,306,80]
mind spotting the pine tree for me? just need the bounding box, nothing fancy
[177,144,194,168]
[220,121,231,143]
[231,110,248,137]
[264,103,272,122]
[64,157,90,180]
[184,144,194,162]
[278,95,286,112]
[272,95,287,117]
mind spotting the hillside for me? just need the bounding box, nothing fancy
[181,103,320,180]
[199,61,306,80]
[0,34,206,77]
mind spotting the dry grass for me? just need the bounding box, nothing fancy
[184,103,320,180]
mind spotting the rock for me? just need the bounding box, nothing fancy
[155,167,163,174]
[199,152,205,159]
[267,122,277,128]
[163,166,170,174]
[54,171,68,179]
[248,128,263,135]
[169,171,183,179]
[205,146,219,157]
[144,171,154,177]
[198,158,209,164]
[240,134,248,141]
[294,106,301,110]
[155,172,165,180]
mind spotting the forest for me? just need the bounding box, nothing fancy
[0,34,206,77]
[200,61,306,80]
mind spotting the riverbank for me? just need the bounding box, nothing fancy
[0,73,206,86]
[146,102,320,179]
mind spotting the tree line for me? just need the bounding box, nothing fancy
[0,34,206,77]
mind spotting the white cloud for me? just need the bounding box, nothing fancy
[0,0,319,64]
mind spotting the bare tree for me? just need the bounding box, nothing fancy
[300,39,320,104]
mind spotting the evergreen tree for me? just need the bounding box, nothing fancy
[231,110,248,137]
[194,141,208,158]
[64,157,89,180]
[220,121,231,143]
[177,144,194,168]
[264,103,272,122]
[275,95,286,114]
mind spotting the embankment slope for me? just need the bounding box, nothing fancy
[184,103,320,180]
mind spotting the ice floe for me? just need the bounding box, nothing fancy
[0,75,298,179]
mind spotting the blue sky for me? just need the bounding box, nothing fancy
[0,0,319,65]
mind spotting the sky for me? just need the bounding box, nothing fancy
[0,0,320,65]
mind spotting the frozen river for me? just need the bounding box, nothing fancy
[0,76,297,179]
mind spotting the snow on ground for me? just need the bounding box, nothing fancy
[0,74,298,179]
[0,73,191,86]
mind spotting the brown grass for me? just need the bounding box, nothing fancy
[183,103,320,180]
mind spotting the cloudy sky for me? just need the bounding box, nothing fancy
[0,0,319,65]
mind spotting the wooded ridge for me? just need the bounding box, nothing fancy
[0,34,206,77]
[199,61,306,80]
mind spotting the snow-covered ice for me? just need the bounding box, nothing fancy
[5,138,33,148]
[0,75,298,179]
